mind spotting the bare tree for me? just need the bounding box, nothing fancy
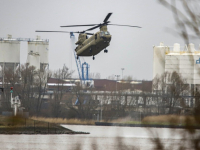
[158,0,200,44]
[50,65,74,117]
[107,74,116,80]
[89,72,101,79]
[153,71,189,114]
[1,63,52,116]
[65,84,99,119]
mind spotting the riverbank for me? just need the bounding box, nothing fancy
[0,116,90,134]
[95,122,200,129]
[0,126,90,134]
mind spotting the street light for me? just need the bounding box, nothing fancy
[121,68,124,80]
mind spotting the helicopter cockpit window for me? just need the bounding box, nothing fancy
[100,31,110,37]
[86,35,88,39]
[105,31,110,35]
[100,31,105,37]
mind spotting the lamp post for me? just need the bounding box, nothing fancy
[121,68,124,80]
[10,87,13,103]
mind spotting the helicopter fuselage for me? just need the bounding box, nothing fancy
[75,30,111,56]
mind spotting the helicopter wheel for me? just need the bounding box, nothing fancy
[77,55,79,59]
[89,48,92,53]
[104,49,108,53]
[93,56,95,60]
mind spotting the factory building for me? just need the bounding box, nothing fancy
[153,42,200,85]
[0,35,49,75]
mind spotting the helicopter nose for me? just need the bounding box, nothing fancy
[105,35,111,41]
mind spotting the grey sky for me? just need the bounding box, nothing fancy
[0,0,194,80]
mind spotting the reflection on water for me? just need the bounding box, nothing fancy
[0,125,198,150]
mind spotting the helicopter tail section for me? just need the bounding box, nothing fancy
[70,32,74,38]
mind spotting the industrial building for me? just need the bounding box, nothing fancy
[153,42,200,85]
[0,34,49,74]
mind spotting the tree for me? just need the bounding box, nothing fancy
[89,72,101,79]
[153,71,189,114]
[50,65,74,117]
[64,84,99,119]
[158,0,200,44]
[1,63,51,116]
[107,74,116,80]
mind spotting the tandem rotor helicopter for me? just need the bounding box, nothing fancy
[36,13,141,60]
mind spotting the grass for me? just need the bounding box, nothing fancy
[142,115,197,126]
[0,115,58,127]
[30,117,96,125]
[2,115,196,127]
[98,115,199,126]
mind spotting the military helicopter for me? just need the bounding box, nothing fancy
[36,13,141,60]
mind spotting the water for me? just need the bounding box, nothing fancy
[0,125,198,150]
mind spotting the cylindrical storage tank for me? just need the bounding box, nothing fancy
[188,43,195,52]
[153,43,166,79]
[173,43,180,52]
[39,43,49,64]
[27,54,40,70]
[28,36,49,64]
[0,35,20,72]
[0,36,20,63]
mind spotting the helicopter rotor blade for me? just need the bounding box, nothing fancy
[85,24,101,31]
[35,30,93,35]
[60,24,98,27]
[36,30,72,33]
[85,32,94,35]
[107,24,142,28]
[103,13,112,23]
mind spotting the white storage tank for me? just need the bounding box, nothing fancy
[0,34,20,71]
[27,36,49,70]
[173,43,180,52]
[188,43,195,52]
[165,55,180,73]
[27,52,40,70]
[153,42,168,79]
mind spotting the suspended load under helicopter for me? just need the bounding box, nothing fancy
[36,13,141,60]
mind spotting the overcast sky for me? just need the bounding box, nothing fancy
[0,0,197,80]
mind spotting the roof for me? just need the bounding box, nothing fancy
[48,78,69,84]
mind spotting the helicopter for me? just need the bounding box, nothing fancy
[36,13,141,60]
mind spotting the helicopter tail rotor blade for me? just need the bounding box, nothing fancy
[107,24,142,28]
[103,13,112,23]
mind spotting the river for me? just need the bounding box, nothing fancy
[0,125,198,150]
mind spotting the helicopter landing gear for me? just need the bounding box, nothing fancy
[76,55,79,59]
[104,49,108,53]
[93,55,95,60]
